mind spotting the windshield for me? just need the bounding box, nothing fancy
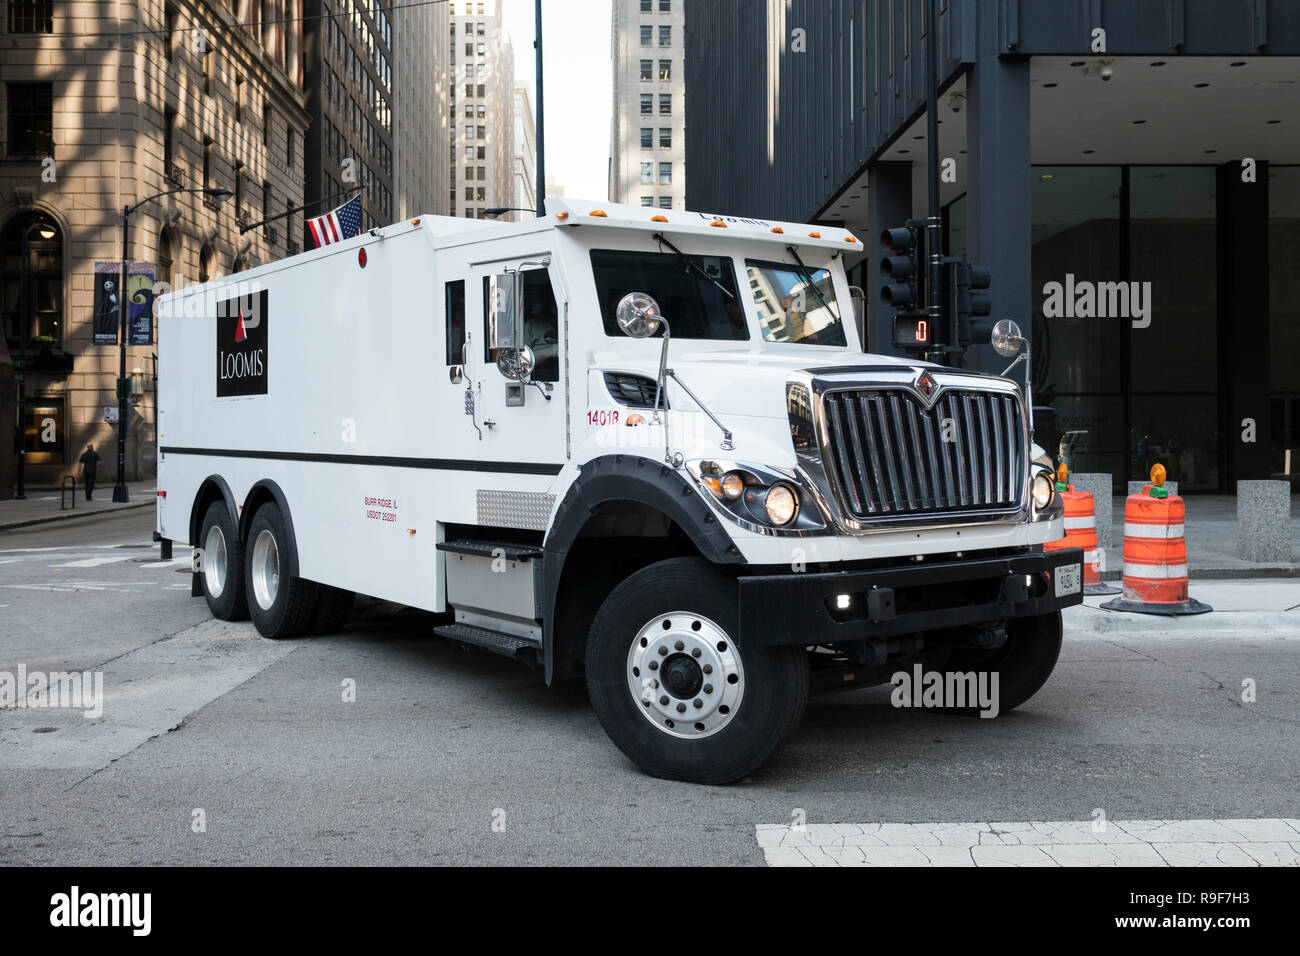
[591,249,748,340]
[746,259,847,346]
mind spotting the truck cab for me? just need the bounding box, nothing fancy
[156,198,1081,785]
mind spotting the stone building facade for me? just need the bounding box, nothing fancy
[1,0,308,493]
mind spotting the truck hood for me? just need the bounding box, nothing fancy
[590,346,925,419]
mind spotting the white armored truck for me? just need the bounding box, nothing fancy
[156,198,1082,784]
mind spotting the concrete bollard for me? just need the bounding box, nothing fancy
[1072,473,1114,548]
[1237,480,1293,562]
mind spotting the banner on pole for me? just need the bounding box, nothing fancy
[92,262,120,345]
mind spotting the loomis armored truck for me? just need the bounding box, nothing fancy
[155,199,1082,784]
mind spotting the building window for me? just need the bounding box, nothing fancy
[234,161,245,212]
[476,186,485,201]
[476,104,485,118]
[639,25,652,46]
[640,93,652,115]
[164,109,176,172]
[476,166,485,181]
[465,125,474,139]
[641,196,653,206]
[659,59,671,80]
[659,26,671,46]
[659,0,671,10]
[164,2,178,61]
[659,127,671,148]
[659,162,672,184]
[6,83,53,158]
[262,181,272,239]
[477,83,485,97]
[640,128,652,148]
[465,105,474,117]
[477,125,485,139]
[235,76,245,122]
[262,106,272,146]
[476,42,485,56]
[640,162,654,184]
[476,21,485,36]
[465,82,474,97]
[640,0,651,11]
[286,126,295,166]
[7,0,53,34]
[659,94,671,115]
[1,212,63,350]
[659,196,672,209]
[476,145,485,159]
[22,398,65,464]
[465,186,474,201]
[465,42,473,56]
[202,47,212,94]
[640,59,653,81]
[202,135,214,190]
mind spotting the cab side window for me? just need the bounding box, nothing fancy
[445,279,466,365]
[480,269,560,382]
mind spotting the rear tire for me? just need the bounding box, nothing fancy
[309,584,356,634]
[244,502,318,639]
[198,501,248,621]
[586,557,809,784]
[939,610,1063,716]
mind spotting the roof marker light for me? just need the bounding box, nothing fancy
[845,236,857,243]
[770,226,784,234]
[710,220,727,228]
[410,219,421,226]
[808,231,822,238]
[651,215,668,222]
[589,210,608,217]
[555,211,569,220]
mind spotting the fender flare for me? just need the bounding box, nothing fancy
[541,455,744,683]
[239,479,302,579]
[189,474,238,547]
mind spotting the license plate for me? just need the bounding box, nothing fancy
[1054,563,1081,597]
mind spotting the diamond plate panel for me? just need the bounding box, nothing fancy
[476,490,556,531]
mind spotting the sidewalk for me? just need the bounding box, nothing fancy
[0,480,157,532]
[1067,579,1300,638]
[1098,494,1298,579]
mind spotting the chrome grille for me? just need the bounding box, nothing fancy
[821,388,1025,519]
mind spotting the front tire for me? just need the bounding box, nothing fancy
[244,502,318,639]
[939,611,1063,715]
[198,501,248,621]
[586,557,809,784]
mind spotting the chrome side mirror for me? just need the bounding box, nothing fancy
[616,292,663,338]
[488,272,522,350]
[497,343,535,382]
[991,319,1025,357]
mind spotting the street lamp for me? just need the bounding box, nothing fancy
[112,186,231,503]
[483,207,538,219]
[14,219,57,500]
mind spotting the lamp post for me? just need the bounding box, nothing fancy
[14,219,57,500]
[483,206,538,219]
[112,186,231,503]
[534,0,546,218]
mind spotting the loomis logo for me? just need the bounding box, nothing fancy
[216,289,268,396]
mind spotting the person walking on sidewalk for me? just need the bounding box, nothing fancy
[77,443,102,501]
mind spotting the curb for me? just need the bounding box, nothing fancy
[0,499,155,532]
[1100,567,1299,581]
[1065,604,1297,638]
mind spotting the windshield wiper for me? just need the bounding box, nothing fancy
[653,233,735,300]
[785,245,833,318]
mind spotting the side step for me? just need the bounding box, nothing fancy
[434,622,540,669]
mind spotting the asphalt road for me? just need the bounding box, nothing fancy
[1,509,1296,866]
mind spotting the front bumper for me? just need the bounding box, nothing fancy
[738,548,1083,646]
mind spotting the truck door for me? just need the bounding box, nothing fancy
[467,255,568,467]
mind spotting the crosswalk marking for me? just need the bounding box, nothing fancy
[52,556,135,568]
[756,819,1300,866]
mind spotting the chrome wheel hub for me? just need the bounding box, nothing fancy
[203,524,227,598]
[251,529,280,611]
[626,612,744,739]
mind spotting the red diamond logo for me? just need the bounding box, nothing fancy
[917,370,938,398]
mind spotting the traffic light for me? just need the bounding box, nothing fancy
[950,260,994,347]
[879,226,921,312]
[881,225,929,350]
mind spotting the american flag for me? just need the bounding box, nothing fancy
[307,194,362,248]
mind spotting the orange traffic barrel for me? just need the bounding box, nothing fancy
[1045,464,1119,596]
[1101,465,1212,616]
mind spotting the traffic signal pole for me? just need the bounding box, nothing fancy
[922,0,944,366]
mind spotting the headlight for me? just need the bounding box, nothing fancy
[1032,473,1054,510]
[764,484,799,525]
[720,472,745,500]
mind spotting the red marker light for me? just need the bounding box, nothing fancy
[358,248,368,268]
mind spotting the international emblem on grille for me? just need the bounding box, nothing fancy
[916,370,938,401]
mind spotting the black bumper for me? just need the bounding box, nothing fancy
[738,548,1084,646]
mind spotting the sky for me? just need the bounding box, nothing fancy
[500,0,613,202]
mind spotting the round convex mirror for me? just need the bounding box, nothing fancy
[991,319,1025,358]
[616,292,663,338]
[497,344,536,381]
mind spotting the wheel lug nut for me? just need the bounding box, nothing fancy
[659,695,669,706]
[648,660,658,670]
[658,646,668,656]
[703,684,713,694]
[674,640,684,651]
[676,702,687,713]
[702,664,713,674]
[691,648,701,658]
[693,699,703,709]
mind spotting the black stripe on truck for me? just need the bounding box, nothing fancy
[160,447,564,476]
